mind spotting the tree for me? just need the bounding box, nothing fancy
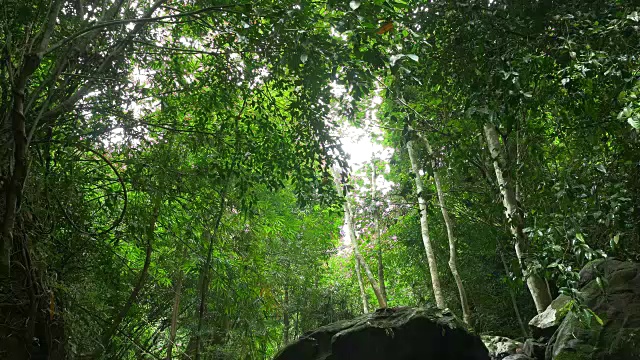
[371,158,388,303]
[406,138,446,310]
[421,132,472,325]
[484,123,552,313]
[335,168,388,310]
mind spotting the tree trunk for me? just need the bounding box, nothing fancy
[499,246,530,338]
[341,207,369,314]
[483,123,552,313]
[102,200,160,351]
[283,285,290,345]
[1,0,64,278]
[423,139,472,325]
[354,241,370,313]
[166,245,187,360]
[333,168,387,309]
[371,160,387,303]
[195,189,227,360]
[344,200,387,308]
[406,140,446,309]
[195,229,212,360]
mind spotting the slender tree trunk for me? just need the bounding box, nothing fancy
[499,246,530,338]
[102,200,160,351]
[354,242,370,313]
[422,139,472,325]
[283,285,290,345]
[195,189,227,360]
[333,168,387,309]
[345,201,387,308]
[347,203,387,309]
[166,245,187,360]
[407,140,446,309]
[371,160,387,302]
[333,166,389,309]
[343,207,369,313]
[483,123,552,313]
[195,229,212,360]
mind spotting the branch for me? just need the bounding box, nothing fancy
[132,40,221,56]
[46,4,247,55]
[38,0,168,126]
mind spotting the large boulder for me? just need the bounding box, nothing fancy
[546,259,640,359]
[273,306,490,360]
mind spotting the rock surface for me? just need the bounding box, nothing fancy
[273,306,490,360]
[528,294,571,339]
[503,355,534,360]
[481,335,522,360]
[546,258,640,359]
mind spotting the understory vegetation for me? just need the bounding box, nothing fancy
[1,0,639,358]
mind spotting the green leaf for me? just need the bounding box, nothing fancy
[349,1,361,10]
[593,312,604,326]
[406,54,419,62]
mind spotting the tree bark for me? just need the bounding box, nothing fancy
[166,245,187,360]
[371,160,387,303]
[483,123,552,313]
[407,139,446,309]
[423,138,472,325]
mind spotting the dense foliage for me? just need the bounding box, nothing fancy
[1,0,638,359]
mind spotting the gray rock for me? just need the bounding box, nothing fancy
[273,306,490,360]
[546,259,640,360]
[503,355,534,360]
[481,335,522,359]
[528,294,571,339]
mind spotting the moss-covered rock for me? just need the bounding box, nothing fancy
[546,259,640,360]
[273,306,490,360]
[481,335,523,359]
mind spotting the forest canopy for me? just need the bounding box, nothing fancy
[1,0,639,359]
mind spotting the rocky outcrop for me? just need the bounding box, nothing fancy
[545,258,640,359]
[273,306,490,360]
